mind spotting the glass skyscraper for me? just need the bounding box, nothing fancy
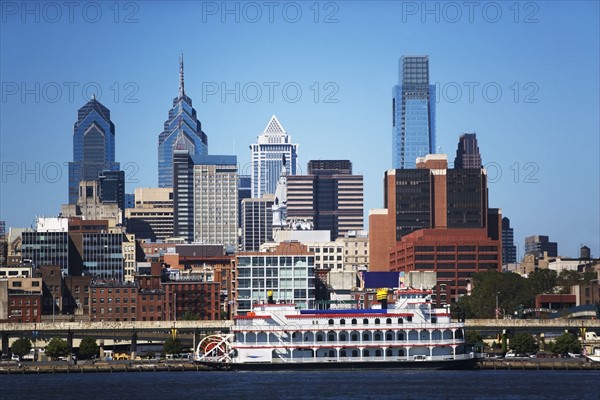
[392,56,436,169]
[158,55,208,188]
[250,115,298,198]
[68,96,119,204]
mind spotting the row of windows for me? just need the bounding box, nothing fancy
[326,317,413,325]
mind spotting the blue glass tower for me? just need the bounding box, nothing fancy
[392,55,436,169]
[158,54,208,188]
[68,96,119,204]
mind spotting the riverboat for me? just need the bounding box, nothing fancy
[195,289,478,370]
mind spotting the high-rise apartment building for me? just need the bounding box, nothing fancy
[287,160,364,240]
[250,115,298,198]
[502,217,517,265]
[158,55,208,188]
[68,97,119,204]
[392,55,436,169]
[454,133,482,169]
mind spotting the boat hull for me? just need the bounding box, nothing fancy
[198,358,478,371]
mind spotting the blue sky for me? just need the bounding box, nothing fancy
[1,1,598,258]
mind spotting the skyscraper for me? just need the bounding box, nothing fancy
[158,55,208,188]
[370,154,492,270]
[454,133,482,168]
[502,217,517,265]
[68,96,119,204]
[392,56,436,169]
[287,160,364,240]
[250,115,298,198]
[173,151,238,246]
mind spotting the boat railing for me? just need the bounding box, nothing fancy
[233,338,466,347]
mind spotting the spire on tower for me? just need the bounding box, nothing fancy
[179,53,185,97]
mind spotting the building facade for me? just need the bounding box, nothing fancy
[158,55,208,188]
[287,160,364,241]
[241,194,274,251]
[502,217,517,265]
[192,155,238,246]
[389,228,501,300]
[392,55,436,169]
[235,242,315,315]
[525,235,558,257]
[125,187,174,241]
[68,97,119,204]
[250,115,298,198]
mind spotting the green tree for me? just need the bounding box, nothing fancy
[557,270,583,294]
[509,332,538,354]
[528,268,557,295]
[163,337,183,355]
[11,337,32,358]
[465,330,484,351]
[44,337,69,359]
[548,332,581,355]
[78,337,98,360]
[460,270,533,318]
[181,311,199,321]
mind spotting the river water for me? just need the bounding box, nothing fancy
[1,370,599,399]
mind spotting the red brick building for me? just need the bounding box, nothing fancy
[89,282,138,322]
[389,228,500,300]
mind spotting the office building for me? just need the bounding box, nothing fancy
[454,133,482,168]
[125,188,174,241]
[235,242,315,315]
[392,55,436,169]
[21,218,70,274]
[370,152,502,299]
[525,235,558,257]
[241,194,274,251]
[158,55,208,188]
[250,115,298,198]
[68,97,119,204]
[61,180,122,225]
[173,151,238,246]
[287,160,364,241]
[502,217,517,265]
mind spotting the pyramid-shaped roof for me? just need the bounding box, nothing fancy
[263,115,286,135]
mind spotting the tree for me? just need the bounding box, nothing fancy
[11,337,32,358]
[459,270,533,318]
[465,330,484,351]
[556,270,583,294]
[163,337,183,355]
[509,332,538,354]
[45,337,69,359]
[548,332,581,356]
[78,337,98,360]
[181,311,199,321]
[528,268,557,295]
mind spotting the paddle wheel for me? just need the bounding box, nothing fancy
[195,334,233,362]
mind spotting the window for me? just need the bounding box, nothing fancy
[363,318,369,325]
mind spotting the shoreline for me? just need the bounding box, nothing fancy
[2,360,599,374]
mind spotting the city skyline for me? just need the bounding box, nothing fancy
[1,2,599,258]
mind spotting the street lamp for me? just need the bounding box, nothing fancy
[495,292,500,320]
